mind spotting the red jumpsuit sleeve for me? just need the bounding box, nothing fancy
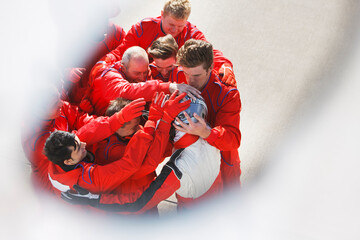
[77,130,153,193]
[62,102,122,144]
[104,44,121,63]
[97,165,180,214]
[104,23,126,52]
[105,22,141,62]
[131,120,172,179]
[104,17,162,63]
[75,113,123,145]
[205,89,241,151]
[21,130,54,192]
[63,102,97,130]
[63,102,122,145]
[118,23,141,57]
[100,71,171,102]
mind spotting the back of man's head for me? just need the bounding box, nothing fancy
[105,97,132,117]
[148,34,179,60]
[44,131,76,169]
[163,0,191,20]
[176,39,213,70]
[121,46,149,68]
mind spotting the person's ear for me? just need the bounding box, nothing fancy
[161,10,164,18]
[121,64,126,73]
[64,158,74,166]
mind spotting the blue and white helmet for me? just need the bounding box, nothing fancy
[174,95,208,126]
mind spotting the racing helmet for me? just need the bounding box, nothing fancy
[174,95,208,126]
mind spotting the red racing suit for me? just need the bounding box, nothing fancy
[94,134,157,192]
[53,116,172,207]
[200,70,241,187]
[105,16,232,72]
[64,70,241,212]
[62,133,224,214]
[93,133,157,199]
[91,118,172,208]
[21,101,124,194]
[64,22,126,105]
[85,61,171,115]
[48,128,154,196]
[172,68,241,187]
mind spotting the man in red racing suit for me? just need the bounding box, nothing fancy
[92,96,171,203]
[63,22,126,106]
[21,86,144,194]
[163,66,241,189]
[45,92,190,203]
[174,39,241,190]
[60,95,225,213]
[80,46,199,115]
[103,0,236,87]
[85,93,183,213]
[147,34,187,84]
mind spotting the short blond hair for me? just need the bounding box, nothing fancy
[163,0,191,20]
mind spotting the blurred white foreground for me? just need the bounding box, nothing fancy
[1,0,360,239]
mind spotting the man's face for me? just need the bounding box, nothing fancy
[123,57,149,83]
[154,57,176,79]
[66,135,87,165]
[161,12,187,37]
[116,117,140,137]
[182,64,212,90]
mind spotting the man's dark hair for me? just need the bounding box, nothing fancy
[44,131,77,169]
[148,34,179,60]
[106,98,145,130]
[177,39,213,70]
[105,97,132,117]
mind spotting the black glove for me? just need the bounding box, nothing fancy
[61,184,100,207]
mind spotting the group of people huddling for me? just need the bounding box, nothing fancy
[21,0,241,215]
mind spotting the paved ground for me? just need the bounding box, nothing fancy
[1,0,360,239]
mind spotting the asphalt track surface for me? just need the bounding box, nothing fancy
[1,0,360,239]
